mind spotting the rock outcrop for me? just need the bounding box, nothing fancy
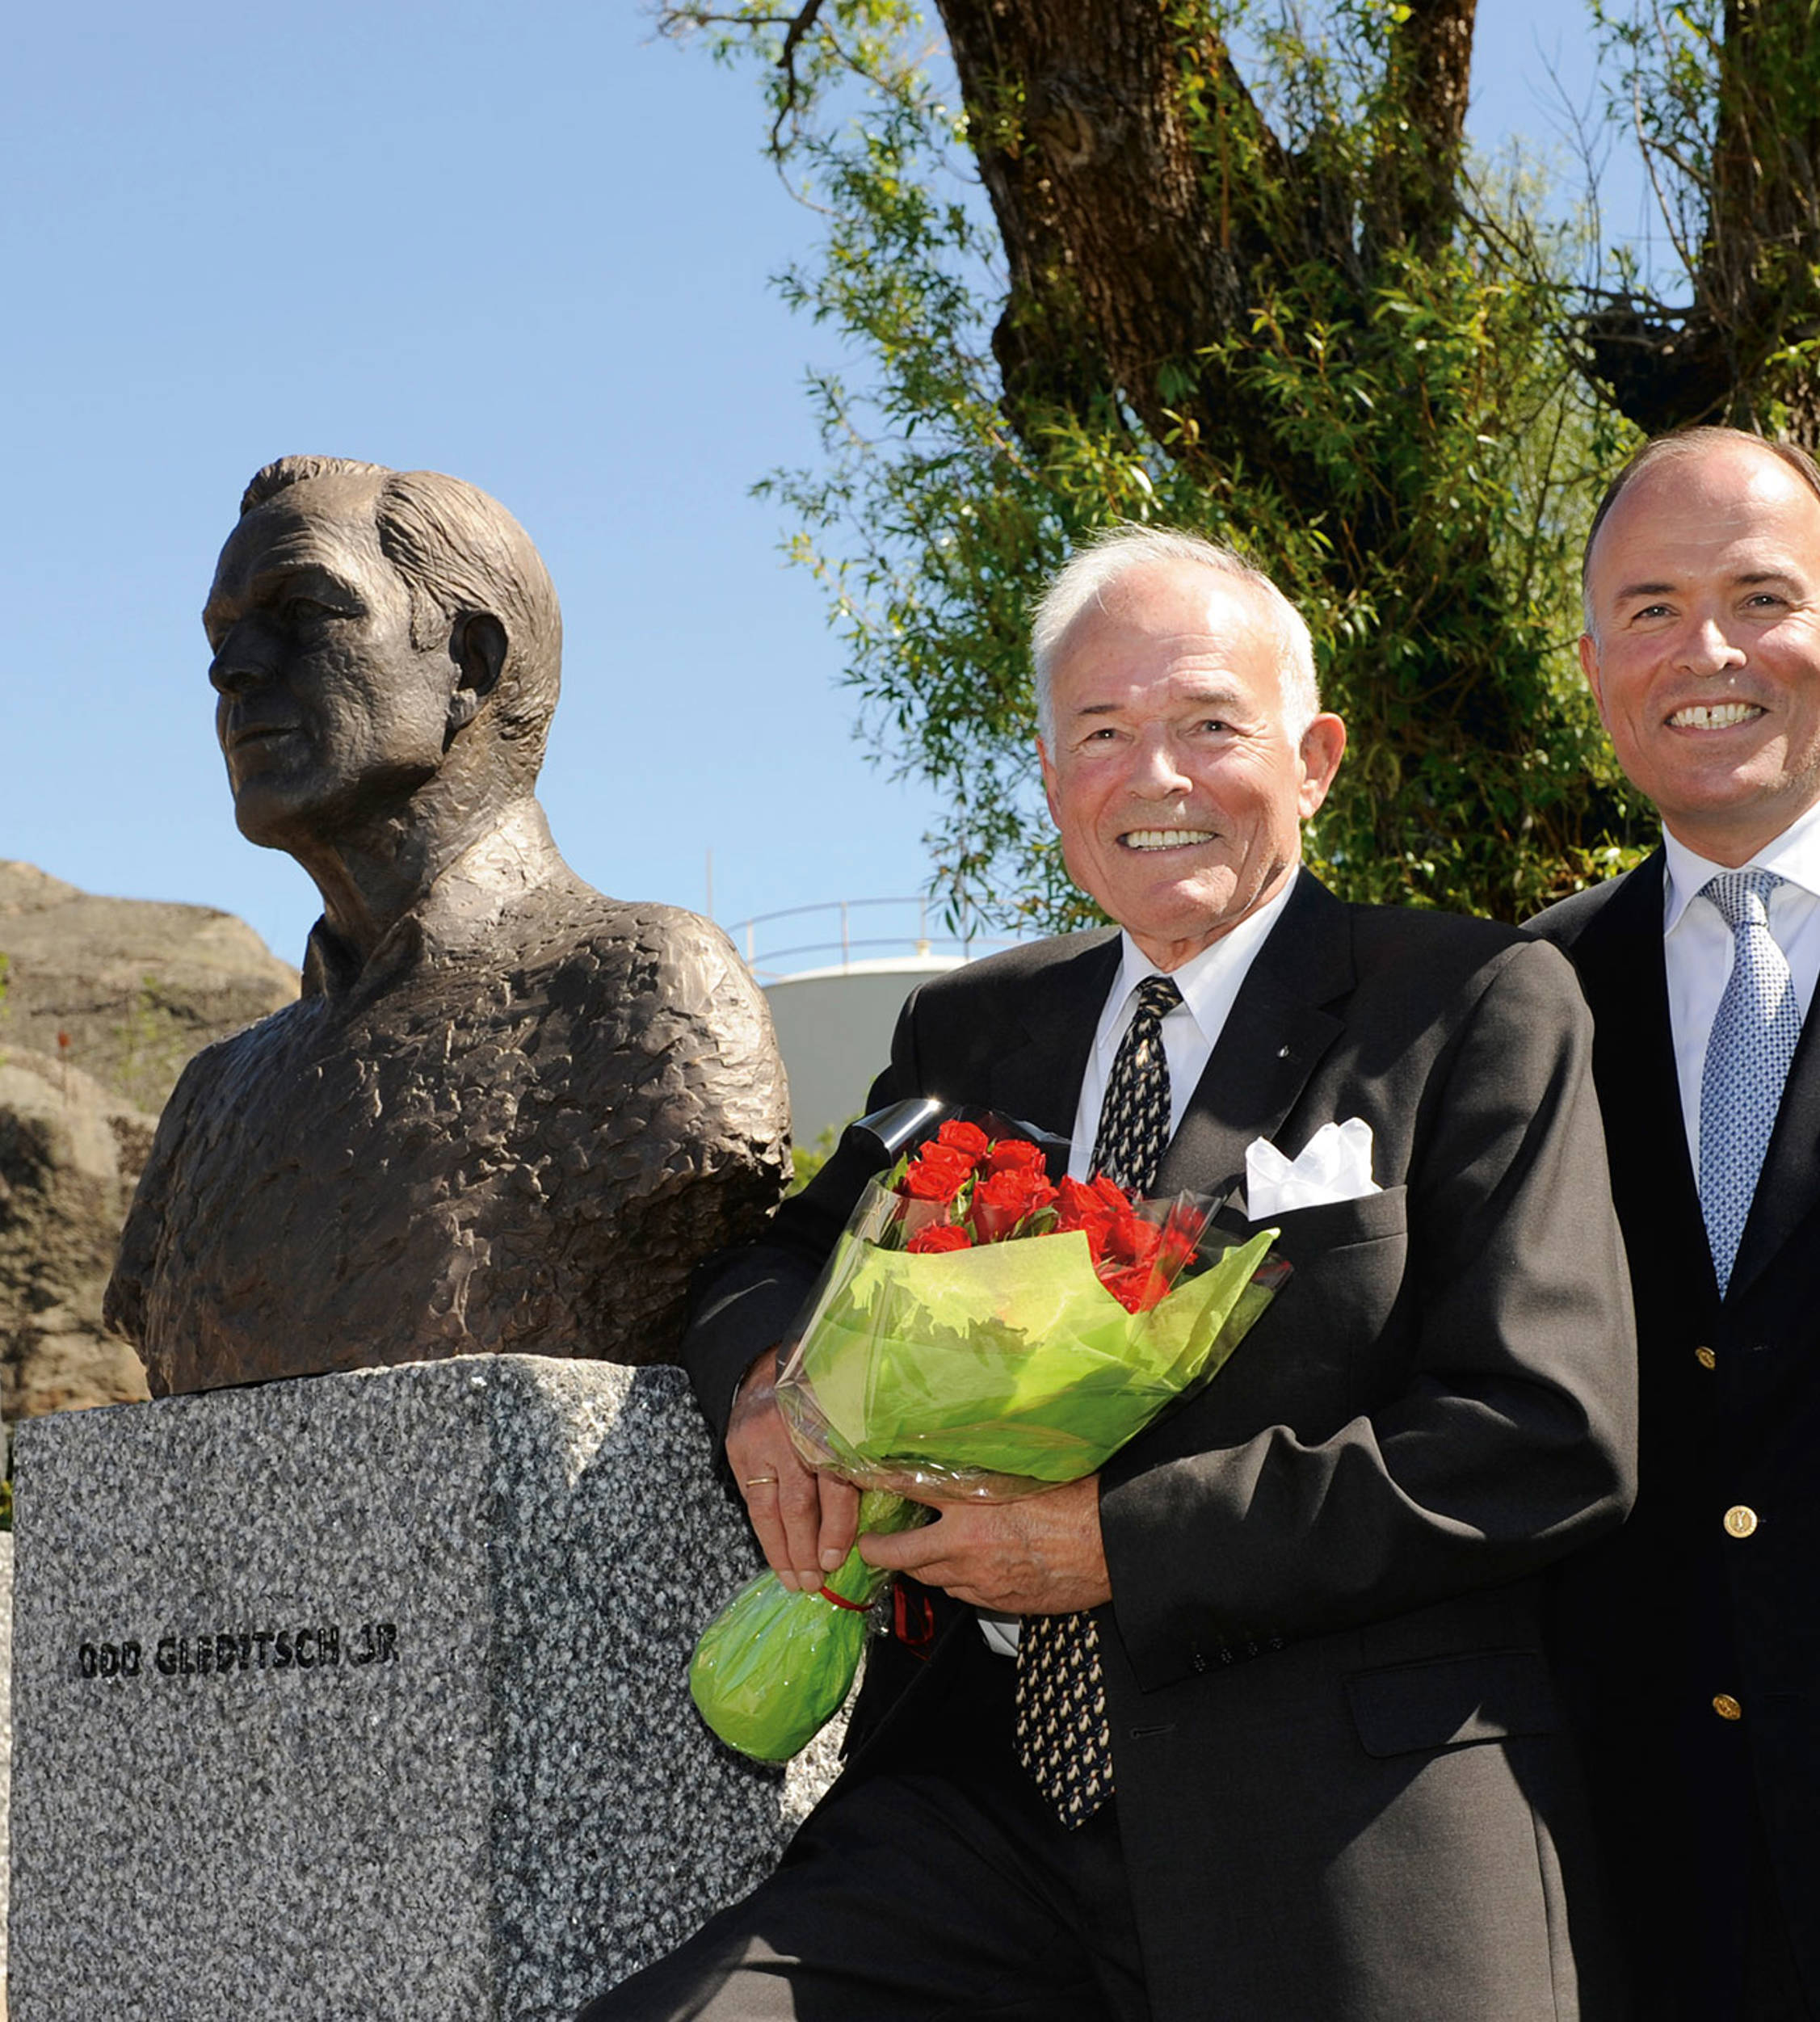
[0,861,297,1116]
[0,866,299,1418]
[0,1051,155,1419]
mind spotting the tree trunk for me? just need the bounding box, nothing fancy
[940,0,1280,458]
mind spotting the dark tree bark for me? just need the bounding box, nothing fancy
[935,0,1612,867]
[943,0,1279,455]
[939,0,1480,494]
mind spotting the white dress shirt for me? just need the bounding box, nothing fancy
[1661,797,1820,1180]
[1066,876,1296,1179]
[979,873,1294,1657]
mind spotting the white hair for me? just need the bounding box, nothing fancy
[1031,524,1321,747]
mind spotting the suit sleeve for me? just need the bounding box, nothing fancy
[1099,938,1639,1689]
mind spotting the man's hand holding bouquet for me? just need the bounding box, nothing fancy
[691,1110,1286,1762]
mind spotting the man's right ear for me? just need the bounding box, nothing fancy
[446,613,507,735]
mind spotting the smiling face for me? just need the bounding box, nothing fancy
[1581,439,1820,866]
[204,476,462,851]
[1037,560,1346,970]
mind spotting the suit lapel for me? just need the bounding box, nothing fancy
[986,931,1122,1144]
[1568,853,1716,1301]
[1726,948,1820,1301]
[1570,853,1820,1305]
[1155,873,1350,1203]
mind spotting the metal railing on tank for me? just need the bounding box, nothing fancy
[728,897,1019,982]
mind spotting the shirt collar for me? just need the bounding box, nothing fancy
[1105,873,1297,1051]
[1662,794,1820,937]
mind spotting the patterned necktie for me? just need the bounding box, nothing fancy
[1015,972,1181,1827]
[1699,870,1801,1297]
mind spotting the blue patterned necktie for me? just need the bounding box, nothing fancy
[1015,972,1182,1827]
[1699,870,1801,1297]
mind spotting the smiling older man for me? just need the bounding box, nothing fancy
[577,526,1637,2022]
[1532,429,1820,2020]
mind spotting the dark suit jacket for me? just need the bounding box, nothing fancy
[686,873,1637,2022]
[1533,855,1820,2017]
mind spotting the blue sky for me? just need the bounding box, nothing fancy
[3,2,1652,970]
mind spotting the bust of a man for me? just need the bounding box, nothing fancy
[106,456,789,1396]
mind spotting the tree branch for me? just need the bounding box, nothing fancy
[655,2,830,156]
[1576,0,1820,443]
[769,0,828,153]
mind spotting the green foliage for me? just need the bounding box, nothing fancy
[1208,234,1645,914]
[115,973,189,1109]
[665,0,1664,927]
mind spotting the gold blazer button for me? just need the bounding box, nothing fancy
[1723,1505,1759,1539]
[1713,1693,1744,1721]
[1695,1346,1717,1370]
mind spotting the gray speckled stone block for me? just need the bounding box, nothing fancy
[1,1528,13,1995]
[8,1358,840,2020]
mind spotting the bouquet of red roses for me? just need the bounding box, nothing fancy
[773,1118,1283,1500]
[689,1114,1284,1761]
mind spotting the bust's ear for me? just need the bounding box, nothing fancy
[446,612,507,734]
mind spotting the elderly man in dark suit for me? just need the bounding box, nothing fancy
[579,528,1636,2022]
[1531,427,1820,2021]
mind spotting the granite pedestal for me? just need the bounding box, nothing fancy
[8,1357,839,2020]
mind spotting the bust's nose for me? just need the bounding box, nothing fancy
[208,622,274,697]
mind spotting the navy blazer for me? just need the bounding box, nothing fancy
[1535,855,1820,2016]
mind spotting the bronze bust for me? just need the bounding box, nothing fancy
[106,457,788,1395]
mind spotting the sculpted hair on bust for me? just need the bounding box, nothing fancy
[1031,523,1321,747]
[1581,427,1820,637]
[241,456,564,780]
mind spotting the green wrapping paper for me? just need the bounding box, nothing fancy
[688,1169,1284,1763]
[688,1489,927,1761]
[783,1194,1280,1495]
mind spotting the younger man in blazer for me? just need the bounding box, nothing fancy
[1533,428,1820,2020]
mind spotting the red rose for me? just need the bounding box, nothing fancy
[969,1167,1059,1242]
[983,1137,1048,1176]
[1101,1206,1162,1269]
[906,1223,973,1254]
[1155,1217,1200,1278]
[935,1120,991,1162]
[1053,1175,1117,1260]
[898,1145,977,1203]
[1101,1260,1169,1313]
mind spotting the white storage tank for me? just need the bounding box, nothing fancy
[763,956,964,1150]
[732,897,1025,1158]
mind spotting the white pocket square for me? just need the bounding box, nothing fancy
[1246,1118,1381,1219]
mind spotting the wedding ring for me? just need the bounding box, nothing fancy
[743,1474,780,1487]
